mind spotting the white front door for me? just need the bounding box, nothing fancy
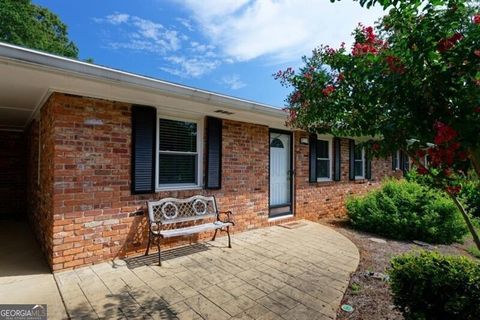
[269,132,292,217]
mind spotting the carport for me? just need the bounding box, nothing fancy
[0,46,66,316]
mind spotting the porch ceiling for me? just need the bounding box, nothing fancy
[0,42,286,131]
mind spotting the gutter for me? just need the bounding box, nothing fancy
[0,42,286,118]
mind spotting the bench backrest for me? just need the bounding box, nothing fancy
[147,195,218,225]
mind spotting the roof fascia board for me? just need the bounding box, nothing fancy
[0,42,285,119]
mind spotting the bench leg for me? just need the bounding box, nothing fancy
[145,231,151,256]
[212,229,218,241]
[157,237,162,266]
[226,226,232,248]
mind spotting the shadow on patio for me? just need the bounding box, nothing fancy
[55,220,360,320]
[64,286,179,319]
[124,243,211,269]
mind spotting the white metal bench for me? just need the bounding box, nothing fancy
[145,195,234,265]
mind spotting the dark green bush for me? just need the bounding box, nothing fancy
[406,169,480,219]
[460,179,480,219]
[346,180,466,243]
[389,251,480,320]
[405,168,434,186]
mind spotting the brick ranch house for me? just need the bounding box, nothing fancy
[0,43,408,272]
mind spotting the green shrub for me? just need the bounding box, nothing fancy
[407,169,480,219]
[389,251,480,320]
[460,179,480,219]
[467,246,480,259]
[346,180,466,243]
[405,169,434,186]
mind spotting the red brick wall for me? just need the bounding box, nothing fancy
[25,102,57,265]
[0,131,26,219]
[45,93,283,271]
[40,93,399,271]
[294,131,399,221]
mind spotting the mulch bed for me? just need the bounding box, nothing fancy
[319,219,478,320]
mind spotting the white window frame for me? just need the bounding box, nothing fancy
[395,150,401,170]
[316,135,333,182]
[354,146,365,180]
[155,114,204,191]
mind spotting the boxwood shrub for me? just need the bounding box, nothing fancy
[389,251,480,320]
[460,179,480,219]
[407,169,480,219]
[346,180,466,243]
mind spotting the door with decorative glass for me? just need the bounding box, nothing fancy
[269,131,292,218]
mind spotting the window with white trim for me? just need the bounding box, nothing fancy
[157,117,202,188]
[316,138,332,180]
[354,147,365,179]
[394,150,401,170]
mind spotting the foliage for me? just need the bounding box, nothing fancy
[346,180,466,243]
[276,0,480,249]
[408,170,480,218]
[405,168,435,186]
[350,282,362,295]
[389,251,480,319]
[459,178,480,218]
[275,0,480,190]
[331,0,449,10]
[0,0,78,58]
[467,245,480,258]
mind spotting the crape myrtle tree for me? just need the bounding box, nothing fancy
[275,0,480,249]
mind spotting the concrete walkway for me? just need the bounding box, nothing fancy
[55,220,359,320]
[0,220,68,319]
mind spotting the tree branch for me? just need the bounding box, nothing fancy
[448,191,480,251]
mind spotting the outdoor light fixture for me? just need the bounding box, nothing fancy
[300,137,309,145]
[84,118,104,126]
[214,109,234,115]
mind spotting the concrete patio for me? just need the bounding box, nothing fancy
[54,220,359,320]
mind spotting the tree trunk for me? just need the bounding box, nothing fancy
[449,192,480,251]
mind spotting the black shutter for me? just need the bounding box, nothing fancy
[131,105,156,194]
[399,151,404,172]
[365,151,372,180]
[392,151,398,170]
[349,139,355,180]
[206,117,222,189]
[333,137,341,181]
[404,153,410,171]
[309,134,317,183]
[401,151,409,173]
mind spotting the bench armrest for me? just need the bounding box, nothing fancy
[149,221,162,235]
[217,211,235,225]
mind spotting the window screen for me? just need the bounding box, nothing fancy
[316,140,330,179]
[354,147,364,178]
[158,119,198,185]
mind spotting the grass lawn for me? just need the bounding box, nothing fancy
[322,218,479,320]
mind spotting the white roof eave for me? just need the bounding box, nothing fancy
[0,42,286,119]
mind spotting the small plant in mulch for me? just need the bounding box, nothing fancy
[349,282,362,295]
